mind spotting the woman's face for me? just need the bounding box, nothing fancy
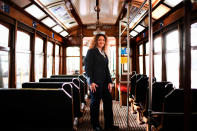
[97,36,105,49]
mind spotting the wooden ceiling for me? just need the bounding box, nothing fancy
[6,0,184,40]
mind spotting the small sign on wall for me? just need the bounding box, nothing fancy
[0,1,10,13]
[33,21,37,28]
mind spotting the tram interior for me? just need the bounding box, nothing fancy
[0,0,197,131]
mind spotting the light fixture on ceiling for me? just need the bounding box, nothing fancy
[41,17,56,28]
[152,4,170,20]
[25,4,46,20]
[39,0,57,6]
[60,31,69,37]
[130,30,138,37]
[164,0,183,7]
[52,25,63,33]
[134,25,145,33]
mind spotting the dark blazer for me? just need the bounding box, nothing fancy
[84,48,112,85]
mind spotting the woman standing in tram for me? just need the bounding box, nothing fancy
[84,34,119,131]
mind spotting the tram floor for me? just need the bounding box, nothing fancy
[78,100,146,131]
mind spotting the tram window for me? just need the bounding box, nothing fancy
[191,23,197,89]
[83,46,89,56]
[0,24,9,47]
[55,44,59,75]
[0,24,9,88]
[166,30,179,51]
[66,47,80,56]
[145,42,149,76]
[66,47,80,75]
[191,50,197,89]
[0,51,9,88]
[165,30,179,88]
[35,37,44,82]
[154,37,162,81]
[154,37,161,53]
[145,56,149,76]
[138,44,143,74]
[66,57,80,75]
[146,42,149,54]
[47,41,53,78]
[16,31,30,88]
[139,56,143,74]
[154,55,162,81]
[139,44,143,55]
[191,23,197,46]
[16,31,30,51]
[109,46,116,78]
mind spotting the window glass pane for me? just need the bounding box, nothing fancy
[154,54,162,81]
[16,53,30,88]
[139,56,143,74]
[166,53,179,88]
[47,55,53,78]
[83,46,89,56]
[139,44,143,55]
[145,56,149,76]
[66,57,80,75]
[66,47,80,56]
[109,46,116,77]
[16,31,30,51]
[55,45,59,56]
[154,37,161,53]
[191,23,197,46]
[35,54,43,82]
[146,42,149,54]
[123,63,127,72]
[0,24,9,47]
[166,30,179,51]
[191,50,197,89]
[35,37,43,54]
[47,41,53,77]
[47,41,53,55]
[0,51,9,88]
[55,57,59,75]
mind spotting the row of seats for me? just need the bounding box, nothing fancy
[0,83,73,130]
[128,72,197,131]
[0,74,88,131]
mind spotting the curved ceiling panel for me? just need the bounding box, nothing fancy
[71,0,124,25]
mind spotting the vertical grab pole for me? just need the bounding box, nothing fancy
[148,0,153,131]
[119,20,122,105]
[126,2,131,128]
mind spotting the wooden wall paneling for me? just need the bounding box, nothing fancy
[183,1,192,131]
[43,37,47,77]
[161,31,166,81]
[62,46,66,74]
[59,46,62,74]
[136,44,139,74]
[80,37,83,74]
[8,20,17,88]
[52,42,55,75]
[143,42,146,74]
[2,1,63,43]
[30,30,36,82]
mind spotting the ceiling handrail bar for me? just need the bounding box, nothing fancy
[121,0,148,33]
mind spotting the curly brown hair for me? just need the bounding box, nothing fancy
[89,34,109,56]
